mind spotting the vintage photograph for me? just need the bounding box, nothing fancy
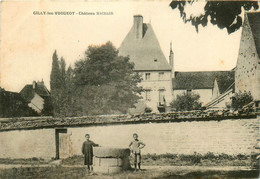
[0,0,259,178]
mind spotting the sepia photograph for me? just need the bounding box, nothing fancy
[0,0,259,178]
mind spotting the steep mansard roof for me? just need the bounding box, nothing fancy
[172,71,235,94]
[20,81,50,102]
[118,23,171,71]
[247,12,260,58]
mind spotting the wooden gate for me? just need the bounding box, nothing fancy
[55,128,69,159]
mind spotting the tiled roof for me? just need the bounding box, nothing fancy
[247,12,260,58]
[172,71,235,94]
[20,81,50,102]
[119,23,171,71]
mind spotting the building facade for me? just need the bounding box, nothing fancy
[235,12,260,102]
[119,15,173,113]
[172,71,235,107]
[119,15,239,112]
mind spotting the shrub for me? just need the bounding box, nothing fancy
[145,107,153,113]
[231,91,253,110]
[204,152,215,160]
[170,92,202,111]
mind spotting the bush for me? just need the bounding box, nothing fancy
[170,92,202,111]
[144,107,152,113]
[231,91,253,110]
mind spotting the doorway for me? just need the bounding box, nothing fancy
[55,128,69,159]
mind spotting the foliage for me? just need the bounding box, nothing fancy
[41,97,53,116]
[231,91,253,110]
[50,42,142,116]
[71,42,142,115]
[50,51,72,117]
[144,107,152,113]
[169,1,259,34]
[170,92,202,111]
[50,50,62,116]
[0,88,38,117]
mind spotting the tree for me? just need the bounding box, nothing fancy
[170,92,202,111]
[72,42,143,115]
[50,51,68,116]
[50,50,61,91]
[231,91,253,110]
[169,1,259,34]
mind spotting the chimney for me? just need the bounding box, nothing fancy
[133,15,143,39]
[32,81,37,89]
[169,42,175,78]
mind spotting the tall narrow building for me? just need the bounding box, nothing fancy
[119,15,173,113]
[235,12,260,103]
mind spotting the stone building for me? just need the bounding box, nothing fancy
[235,12,260,103]
[20,80,52,114]
[172,71,235,107]
[119,15,237,112]
[119,15,173,112]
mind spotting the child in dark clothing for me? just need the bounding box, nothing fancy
[82,134,99,173]
[129,133,145,171]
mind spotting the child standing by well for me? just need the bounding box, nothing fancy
[82,134,99,173]
[129,133,145,171]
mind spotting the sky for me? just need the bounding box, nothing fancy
[0,1,245,92]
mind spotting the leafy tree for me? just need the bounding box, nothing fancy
[170,92,202,111]
[41,97,53,116]
[50,42,142,116]
[169,1,259,34]
[72,42,143,115]
[231,91,253,110]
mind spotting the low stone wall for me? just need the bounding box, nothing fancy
[68,118,259,156]
[0,129,56,159]
[0,118,259,160]
[0,112,257,131]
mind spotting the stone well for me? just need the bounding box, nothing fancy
[93,147,131,174]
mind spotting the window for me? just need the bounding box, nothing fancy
[159,89,165,106]
[145,73,151,80]
[187,89,192,95]
[145,90,151,101]
[159,72,164,80]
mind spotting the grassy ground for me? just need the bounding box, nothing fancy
[0,166,258,179]
[0,153,258,178]
[0,158,50,165]
[61,152,253,167]
[0,153,252,166]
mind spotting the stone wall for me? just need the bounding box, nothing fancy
[0,118,259,159]
[235,13,260,101]
[0,129,56,159]
[68,118,259,156]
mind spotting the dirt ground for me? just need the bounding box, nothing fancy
[0,153,258,178]
[0,165,259,179]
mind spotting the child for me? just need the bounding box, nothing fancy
[129,133,145,171]
[82,134,99,173]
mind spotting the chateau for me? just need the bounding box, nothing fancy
[119,15,237,113]
[119,15,173,113]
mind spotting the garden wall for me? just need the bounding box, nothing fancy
[68,118,259,156]
[0,118,259,159]
[0,129,56,159]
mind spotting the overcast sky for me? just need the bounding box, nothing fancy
[1,1,245,92]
